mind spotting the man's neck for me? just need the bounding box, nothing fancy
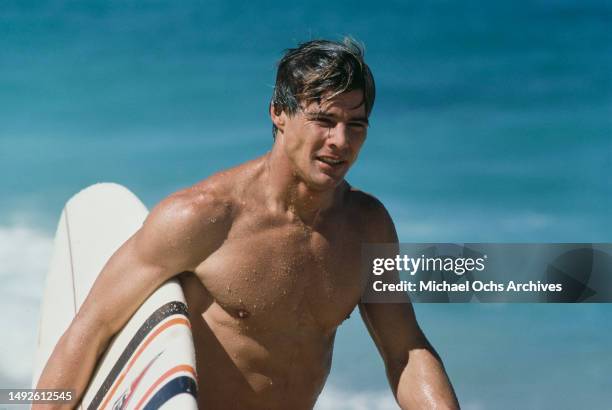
[262,145,342,226]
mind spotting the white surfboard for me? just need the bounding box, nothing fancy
[32,183,198,410]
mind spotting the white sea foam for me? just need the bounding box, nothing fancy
[317,386,488,410]
[316,385,398,410]
[0,223,53,386]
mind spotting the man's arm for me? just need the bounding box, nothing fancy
[359,302,459,409]
[34,188,229,409]
[358,200,459,409]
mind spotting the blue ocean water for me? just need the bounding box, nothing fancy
[1,1,610,408]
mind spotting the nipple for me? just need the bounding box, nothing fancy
[237,309,250,319]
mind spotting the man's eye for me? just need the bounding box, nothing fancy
[349,123,367,130]
[315,119,334,127]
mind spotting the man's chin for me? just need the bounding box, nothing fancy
[306,173,345,191]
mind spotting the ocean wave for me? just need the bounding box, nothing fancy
[317,385,489,410]
[0,223,52,386]
[316,385,398,410]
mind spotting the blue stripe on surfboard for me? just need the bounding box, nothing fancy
[87,301,189,410]
[142,376,197,410]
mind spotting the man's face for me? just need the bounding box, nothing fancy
[279,89,369,191]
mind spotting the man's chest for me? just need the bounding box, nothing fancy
[193,220,364,329]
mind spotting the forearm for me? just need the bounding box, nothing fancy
[33,324,109,410]
[393,348,459,410]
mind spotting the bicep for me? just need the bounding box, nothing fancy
[73,228,179,338]
[359,197,429,367]
[359,301,428,365]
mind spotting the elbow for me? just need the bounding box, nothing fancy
[67,313,113,356]
[383,355,408,397]
[397,389,460,410]
[393,350,460,410]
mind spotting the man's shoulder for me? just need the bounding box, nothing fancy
[345,186,388,218]
[155,184,231,226]
[131,166,258,270]
[345,186,397,242]
[147,174,239,237]
[150,158,263,230]
[346,187,384,211]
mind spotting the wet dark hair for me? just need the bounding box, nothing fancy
[271,38,376,139]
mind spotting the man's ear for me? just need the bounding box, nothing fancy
[270,103,286,133]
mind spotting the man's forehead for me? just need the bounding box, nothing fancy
[303,90,366,116]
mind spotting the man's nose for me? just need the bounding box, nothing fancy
[327,123,349,149]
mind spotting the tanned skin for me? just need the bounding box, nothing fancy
[35,90,459,409]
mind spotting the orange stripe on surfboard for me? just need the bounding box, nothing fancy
[98,317,191,409]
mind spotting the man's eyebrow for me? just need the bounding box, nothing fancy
[304,111,369,125]
[349,116,370,125]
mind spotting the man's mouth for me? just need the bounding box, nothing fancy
[316,156,346,166]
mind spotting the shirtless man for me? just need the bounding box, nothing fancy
[35,39,459,409]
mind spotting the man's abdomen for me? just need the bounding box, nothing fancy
[191,303,335,410]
